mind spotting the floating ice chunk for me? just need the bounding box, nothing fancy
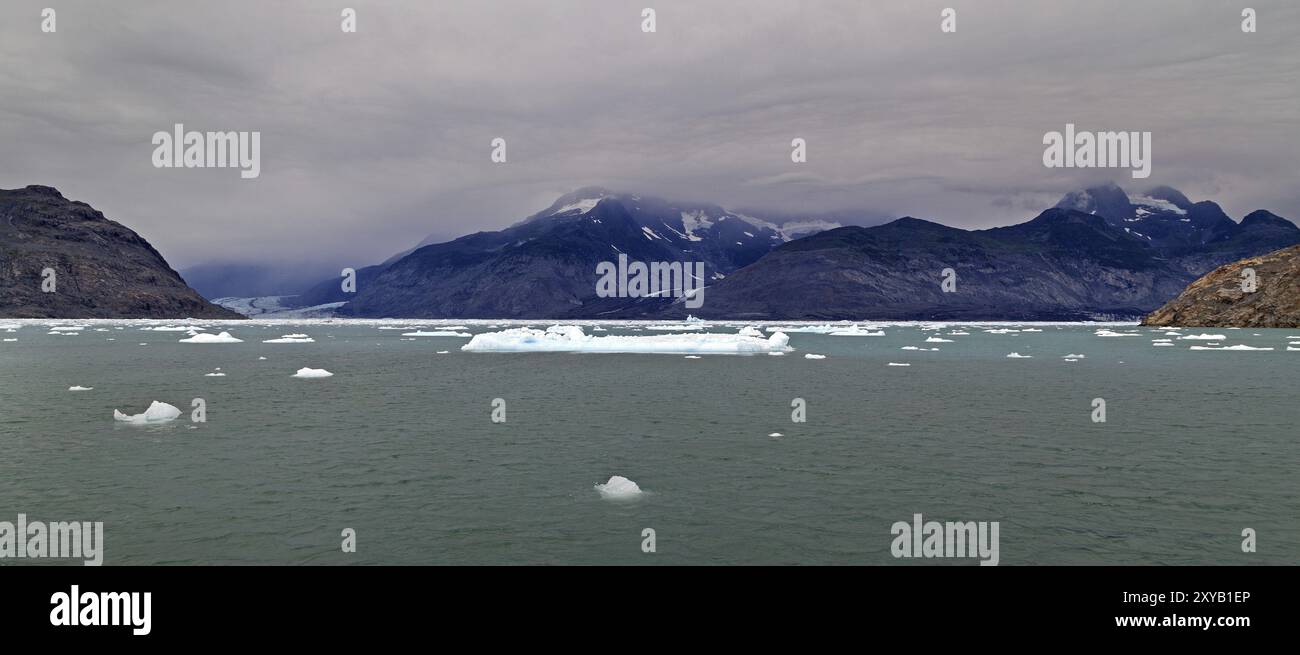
[2,338,15,342]
[887,362,910,367]
[113,401,181,423]
[1180,334,1225,341]
[1006,352,1033,358]
[402,331,471,337]
[143,325,207,332]
[435,350,449,354]
[804,353,826,359]
[594,475,643,499]
[292,367,333,378]
[948,331,970,336]
[1190,344,1273,351]
[684,355,701,359]
[1152,342,1175,347]
[257,356,268,360]
[986,329,1019,334]
[1064,358,1079,362]
[1062,353,1086,358]
[68,385,93,391]
[645,324,704,331]
[829,327,885,336]
[737,326,763,337]
[204,372,226,377]
[768,432,783,437]
[925,337,953,343]
[180,331,243,344]
[764,324,842,334]
[1021,328,1043,332]
[462,325,791,354]
[263,335,316,343]
[1094,329,1139,337]
[1288,346,1300,351]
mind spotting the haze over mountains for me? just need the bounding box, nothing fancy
[253,183,1295,321]
[2,183,1295,321]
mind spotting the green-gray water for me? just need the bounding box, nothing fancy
[1,321,1296,565]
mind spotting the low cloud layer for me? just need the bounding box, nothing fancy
[2,0,1296,270]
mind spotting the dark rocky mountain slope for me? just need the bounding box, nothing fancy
[1142,244,1300,328]
[0,185,242,319]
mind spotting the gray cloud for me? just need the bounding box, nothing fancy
[1,0,1297,270]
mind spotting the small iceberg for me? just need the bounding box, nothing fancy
[804,353,826,359]
[1180,334,1225,341]
[1062,354,1086,359]
[402,331,472,337]
[887,362,910,367]
[68,385,93,391]
[180,331,243,344]
[113,401,181,424]
[768,432,783,437]
[292,367,334,378]
[684,355,701,359]
[594,475,643,500]
[737,326,763,337]
[1006,352,1033,358]
[925,337,953,343]
[829,327,886,336]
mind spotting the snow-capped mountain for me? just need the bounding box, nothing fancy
[291,189,840,317]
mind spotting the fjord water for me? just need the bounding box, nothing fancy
[1,322,1296,565]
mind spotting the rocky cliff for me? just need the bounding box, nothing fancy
[1141,244,1300,328]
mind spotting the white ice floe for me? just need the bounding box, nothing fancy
[985,329,1019,334]
[594,475,643,500]
[1006,352,1033,358]
[2,338,15,342]
[887,362,910,367]
[402,331,471,337]
[737,326,763,337]
[804,353,826,359]
[204,372,226,377]
[768,432,783,437]
[1064,358,1079,362]
[925,337,953,343]
[263,335,316,343]
[292,367,333,378]
[461,325,791,355]
[1190,344,1273,351]
[1021,328,1043,332]
[142,325,207,332]
[764,324,834,333]
[113,401,181,423]
[829,327,886,336]
[1094,329,1140,337]
[68,386,93,391]
[257,356,268,360]
[1153,342,1175,347]
[1062,353,1086,358]
[1180,334,1226,340]
[948,331,970,336]
[1288,346,1300,351]
[684,355,701,359]
[179,331,243,344]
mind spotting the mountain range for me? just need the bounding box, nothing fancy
[278,183,1299,321]
[2,183,1296,322]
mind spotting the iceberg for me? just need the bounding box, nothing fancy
[829,327,886,336]
[68,385,93,391]
[887,362,910,367]
[113,401,181,424]
[594,475,643,499]
[1006,352,1033,358]
[179,331,243,344]
[461,325,791,355]
[1180,334,1226,340]
[804,353,826,359]
[1094,329,1140,337]
[402,331,472,337]
[263,335,316,343]
[925,337,953,343]
[292,367,334,378]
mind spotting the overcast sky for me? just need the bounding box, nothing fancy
[2,0,1297,271]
